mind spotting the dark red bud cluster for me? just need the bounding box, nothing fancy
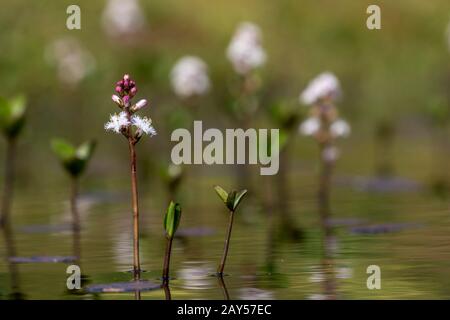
[114,74,137,104]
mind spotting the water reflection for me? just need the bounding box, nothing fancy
[217,276,230,300]
[178,262,214,290]
[1,222,24,299]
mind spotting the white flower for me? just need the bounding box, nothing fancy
[131,115,156,136]
[226,22,267,75]
[45,37,95,86]
[170,56,210,98]
[101,0,146,37]
[330,119,351,138]
[300,72,341,105]
[322,145,340,163]
[299,117,320,136]
[104,112,130,134]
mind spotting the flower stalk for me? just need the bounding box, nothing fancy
[105,74,156,281]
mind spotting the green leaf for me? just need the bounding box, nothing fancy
[76,140,96,161]
[164,201,182,238]
[51,138,95,177]
[51,139,76,161]
[226,191,237,211]
[214,185,228,204]
[0,95,27,138]
[232,189,248,211]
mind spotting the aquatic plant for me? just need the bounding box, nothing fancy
[299,72,350,222]
[105,74,156,280]
[51,138,95,262]
[162,201,182,283]
[0,95,26,228]
[214,185,247,276]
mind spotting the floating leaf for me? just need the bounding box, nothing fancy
[0,95,27,138]
[164,201,182,239]
[214,185,228,204]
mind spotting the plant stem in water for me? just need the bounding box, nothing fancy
[70,177,81,263]
[217,210,235,275]
[0,139,16,228]
[218,275,230,300]
[162,237,173,281]
[128,139,141,280]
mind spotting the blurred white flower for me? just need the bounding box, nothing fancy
[330,119,351,138]
[226,22,267,75]
[168,164,182,178]
[104,112,130,134]
[131,115,157,136]
[322,145,340,163]
[299,117,320,136]
[45,37,95,86]
[170,56,210,98]
[300,72,341,105]
[102,0,146,37]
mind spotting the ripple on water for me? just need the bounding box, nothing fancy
[85,280,161,293]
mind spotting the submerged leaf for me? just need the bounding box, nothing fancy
[164,201,182,239]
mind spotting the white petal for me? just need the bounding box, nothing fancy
[299,117,320,136]
[330,119,351,138]
[300,72,341,105]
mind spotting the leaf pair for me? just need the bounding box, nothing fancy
[51,138,96,177]
[214,186,247,212]
[164,201,182,239]
[0,95,27,139]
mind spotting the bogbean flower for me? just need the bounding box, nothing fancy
[104,74,155,280]
[298,72,350,147]
[170,56,211,99]
[101,0,146,37]
[105,75,156,139]
[300,72,341,106]
[299,117,320,136]
[45,38,96,87]
[226,22,267,75]
[330,119,351,138]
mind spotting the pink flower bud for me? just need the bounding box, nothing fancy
[115,86,122,93]
[123,74,130,81]
[123,95,130,105]
[130,87,137,96]
[133,99,148,112]
[112,94,123,106]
